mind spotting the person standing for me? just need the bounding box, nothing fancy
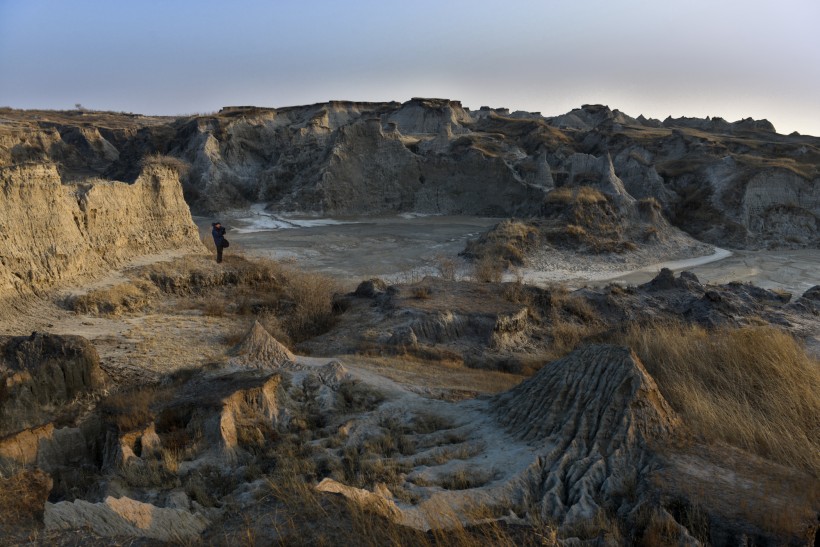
[211,222,227,263]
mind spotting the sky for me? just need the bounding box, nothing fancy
[1,0,819,135]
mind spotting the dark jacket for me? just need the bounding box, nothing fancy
[212,224,226,246]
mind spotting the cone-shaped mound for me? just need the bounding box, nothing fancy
[493,344,680,524]
[493,344,678,443]
[231,321,295,368]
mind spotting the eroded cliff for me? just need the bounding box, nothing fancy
[0,161,203,297]
[1,102,818,249]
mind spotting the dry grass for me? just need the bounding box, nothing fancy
[545,186,606,205]
[140,254,340,346]
[100,387,159,431]
[337,379,386,413]
[434,254,458,281]
[0,467,52,526]
[464,220,538,271]
[560,508,623,544]
[67,280,158,315]
[257,470,555,546]
[471,256,504,283]
[350,354,525,396]
[540,186,641,253]
[141,254,284,295]
[411,286,432,300]
[119,458,180,489]
[282,270,341,343]
[622,323,820,474]
[504,283,605,363]
[438,467,495,490]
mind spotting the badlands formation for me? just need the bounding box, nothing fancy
[0,102,818,545]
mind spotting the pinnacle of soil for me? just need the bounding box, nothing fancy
[231,321,295,368]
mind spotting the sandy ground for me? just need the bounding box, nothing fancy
[195,212,498,289]
[612,248,820,296]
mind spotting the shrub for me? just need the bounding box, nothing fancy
[0,468,52,526]
[434,254,458,281]
[337,379,385,413]
[545,186,606,205]
[411,286,432,299]
[472,256,504,283]
[101,388,155,431]
[282,270,340,342]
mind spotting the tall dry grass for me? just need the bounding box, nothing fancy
[464,219,538,271]
[622,323,820,474]
[282,270,341,343]
[0,468,52,527]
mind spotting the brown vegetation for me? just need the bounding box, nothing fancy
[621,323,820,474]
[0,468,52,527]
[137,254,340,346]
[545,186,607,205]
[100,385,166,432]
[464,219,539,271]
[67,280,158,315]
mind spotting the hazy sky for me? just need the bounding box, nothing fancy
[1,0,818,135]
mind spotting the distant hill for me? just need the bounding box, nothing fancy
[1,100,818,249]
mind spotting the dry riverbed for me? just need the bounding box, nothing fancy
[195,213,819,296]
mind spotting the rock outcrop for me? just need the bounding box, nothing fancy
[0,332,105,437]
[0,161,203,298]
[45,496,209,542]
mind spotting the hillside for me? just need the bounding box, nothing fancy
[1,101,818,250]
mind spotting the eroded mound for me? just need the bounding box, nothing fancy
[493,345,680,525]
[231,320,296,369]
[494,344,679,442]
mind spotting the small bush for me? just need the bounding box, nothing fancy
[545,186,606,205]
[282,270,340,342]
[411,286,432,299]
[0,468,52,526]
[435,254,458,281]
[203,298,228,317]
[100,387,159,431]
[337,379,386,413]
[473,256,504,283]
[439,467,494,490]
[576,186,607,204]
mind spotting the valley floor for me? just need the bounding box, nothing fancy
[195,213,819,294]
